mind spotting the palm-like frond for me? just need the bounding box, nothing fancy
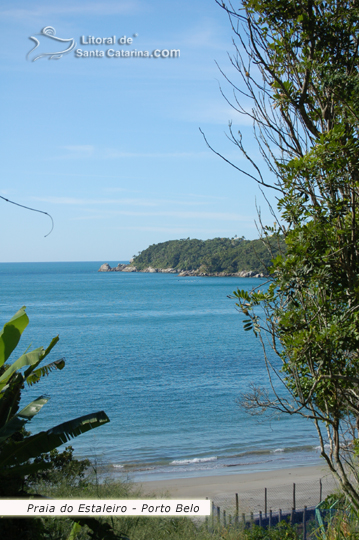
[0,307,111,517]
[26,359,65,386]
[0,396,49,443]
[1,460,53,478]
[0,411,110,468]
[0,306,29,367]
[0,348,43,392]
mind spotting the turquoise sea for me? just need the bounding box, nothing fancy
[0,262,322,481]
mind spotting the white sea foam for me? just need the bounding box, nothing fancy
[313,444,331,451]
[272,448,285,453]
[170,456,218,465]
[113,464,124,468]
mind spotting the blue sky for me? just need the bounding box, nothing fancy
[1,1,278,262]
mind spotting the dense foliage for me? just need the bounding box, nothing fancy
[132,236,284,273]
[0,307,109,497]
[216,0,359,509]
[0,307,115,539]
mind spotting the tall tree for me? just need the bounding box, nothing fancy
[213,0,359,507]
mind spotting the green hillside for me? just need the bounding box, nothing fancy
[131,236,284,274]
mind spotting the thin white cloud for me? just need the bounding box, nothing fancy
[31,196,209,207]
[150,199,208,207]
[1,1,141,20]
[187,193,228,201]
[70,209,252,221]
[174,102,255,126]
[102,150,211,159]
[104,187,143,193]
[54,147,213,160]
[174,18,229,51]
[63,145,95,154]
[120,210,252,221]
[29,172,142,182]
[32,196,157,206]
[107,226,244,234]
[183,27,219,48]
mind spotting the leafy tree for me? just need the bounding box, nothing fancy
[0,307,126,539]
[131,236,284,273]
[213,0,359,508]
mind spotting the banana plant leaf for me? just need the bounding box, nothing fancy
[0,411,110,468]
[0,348,43,392]
[0,306,29,367]
[67,522,82,540]
[0,396,49,444]
[0,359,65,429]
[0,372,25,429]
[39,335,60,361]
[69,518,130,540]
[0,460,53,478]
[25,359,65,386]
[23,335,60,381]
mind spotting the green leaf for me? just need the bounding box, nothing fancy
[0,348,43,392]
[70,518,130,540]
[18,396,49,420]
[0,307,29,368]
[0,411,110,467]
[26,359,65,386]
[0,460,53,478]
[67,522,82,540]
[40,335,60,361]
[0,396,49,443]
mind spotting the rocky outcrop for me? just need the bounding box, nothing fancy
[98,263,266,277]
[160,268,177,273]
[98,263,112,272]
[177,269,265,278]
[98,264,176,273]
[139,267,177,274]
[98,263,129,272]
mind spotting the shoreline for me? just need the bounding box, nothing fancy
[98,262,266,278]
[136,464,336,501]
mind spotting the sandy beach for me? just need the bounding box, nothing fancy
[137,465,337,513]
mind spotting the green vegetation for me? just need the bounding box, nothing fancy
[0,307,113,539]
[217,0,359,509]
[11,459,359,540]
[0,307,109,498]
[132,236,284,274]
[26,467,304,540]
[7,453,359,540]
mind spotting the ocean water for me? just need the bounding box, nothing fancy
[0,262,322,481]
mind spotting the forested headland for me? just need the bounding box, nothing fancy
[130,236,284,274]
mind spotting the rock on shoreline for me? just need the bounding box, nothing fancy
[177,269,265,278]
[98,263,265,278]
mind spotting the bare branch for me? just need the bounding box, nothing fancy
[0,195,54,237]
